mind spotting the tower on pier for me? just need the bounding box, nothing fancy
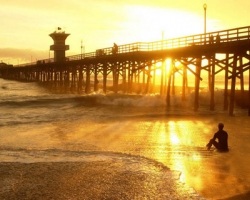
[49,27,70,62]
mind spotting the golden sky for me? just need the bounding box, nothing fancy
[1,0,250,64]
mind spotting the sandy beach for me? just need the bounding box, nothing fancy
[0,159,204,200]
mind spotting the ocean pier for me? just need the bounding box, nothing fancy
[0,26,250,116]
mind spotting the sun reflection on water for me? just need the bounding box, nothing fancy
[170,133,180,145]
[150,120,206,187]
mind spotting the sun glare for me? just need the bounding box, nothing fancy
[165,58,172,74]
[168,121,180,145]
[148,59,173,85]
[170,133,180,145]
[124,5,205,42]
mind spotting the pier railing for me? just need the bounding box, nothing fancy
[16,25,250,67]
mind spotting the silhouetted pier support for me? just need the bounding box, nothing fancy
[103,65,107,94]
[78,68,83,92]
[182,64,188,101]
[113,64,119,93]
[248,73,250,116]
[85,67,91,94]
[130,65,134,93]
[166,74,171,107]
[94,66,99,92]
[166,59,173,106]
[145,65,151,94]
[160,61,165,95]
[229,54,238,116]
[142,68,146,93]
[223,54,229,111]
[210,55,215,111]
[239,57,245,97]
[122,66,127,93]
[171,68,176,96]
[194,58,201,112]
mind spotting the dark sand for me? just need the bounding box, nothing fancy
[0,161,204,200]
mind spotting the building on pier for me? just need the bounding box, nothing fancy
[49,27,70,62]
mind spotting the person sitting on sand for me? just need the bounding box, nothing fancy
[206,123,228,151]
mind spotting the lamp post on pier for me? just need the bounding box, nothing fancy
[81,40,85,59]
[203,3,207,35]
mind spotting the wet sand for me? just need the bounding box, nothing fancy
[0,160,204,200]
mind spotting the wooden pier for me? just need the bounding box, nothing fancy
[1,26,250,116]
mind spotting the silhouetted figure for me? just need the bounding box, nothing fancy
[216,34,220,44]
[112,43,118,54]
[209,35,214,44]
[206,123,229,151]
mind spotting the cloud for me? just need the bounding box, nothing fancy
[0,48,49,65]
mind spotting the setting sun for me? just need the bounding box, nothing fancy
[124,6,207,42]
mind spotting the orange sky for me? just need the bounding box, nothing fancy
[1,0,250,65]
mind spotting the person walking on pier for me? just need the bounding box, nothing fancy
[112,43,118,54]
[206,123,229,151]
[216,33,220,44]
[209,35,214,44]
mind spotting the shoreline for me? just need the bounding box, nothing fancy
[1,160,249,200]
[0,160,204,200]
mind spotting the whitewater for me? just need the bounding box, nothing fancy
[0,78,250,199]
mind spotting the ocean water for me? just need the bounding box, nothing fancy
[1,78,250,199]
